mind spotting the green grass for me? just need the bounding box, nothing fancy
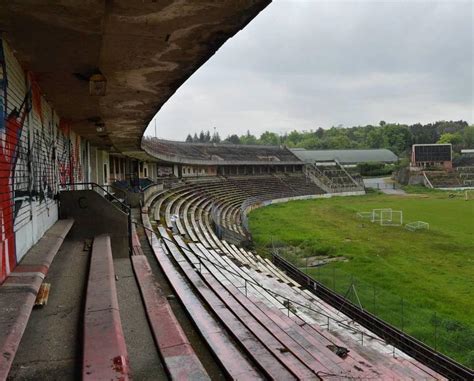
[249,192,474,366]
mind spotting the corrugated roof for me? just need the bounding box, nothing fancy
[290,149,398,164]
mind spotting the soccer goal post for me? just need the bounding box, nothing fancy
[380,210,403,226]
[371,208,392,223]
[356,211,373,219]
[405,221,429,231]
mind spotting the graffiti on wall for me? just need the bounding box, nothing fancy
[0,44,29,278]
[0,40,86,283]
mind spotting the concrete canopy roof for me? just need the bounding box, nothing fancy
[291,148,399,164]
[0,1,271,160]
[142,138,303,165]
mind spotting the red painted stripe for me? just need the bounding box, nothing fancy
[141,212,262,380]
[158,225,296,381]
[0,219,73,381]
[131,224,144,256]
[13,264,48,276]
[83,235,130,381]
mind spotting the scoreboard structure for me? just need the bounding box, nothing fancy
[411,144,452,169]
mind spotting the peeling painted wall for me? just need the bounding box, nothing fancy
[0,40,89,283]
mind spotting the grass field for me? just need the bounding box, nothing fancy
[249,190,474,366]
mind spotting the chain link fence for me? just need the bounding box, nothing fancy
[271,241,474,368]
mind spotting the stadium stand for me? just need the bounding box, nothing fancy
[456,166,474,187]
[130,254,209,380]
[142,138,301,164]
[305,161,364,193]
[423,171,463,188]
[141,179,447,380]
[5,3,471,379]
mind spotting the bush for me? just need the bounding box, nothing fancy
[357,162,395,177]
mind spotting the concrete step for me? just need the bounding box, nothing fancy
[7,237,85,381]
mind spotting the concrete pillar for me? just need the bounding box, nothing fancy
[90,146,98,183]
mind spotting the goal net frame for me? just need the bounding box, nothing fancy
[356,211,373,219]
[405,221,429,231]
[371,208,392,223]
[380,209,403,226]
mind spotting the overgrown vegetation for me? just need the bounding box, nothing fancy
[249,192,474,366]
[357,162,395,177]
[182,120,473,156]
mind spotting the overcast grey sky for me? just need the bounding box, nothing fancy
[146,0,473,140]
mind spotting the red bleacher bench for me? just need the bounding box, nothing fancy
[83,235,130,380]
[0,219,74,381]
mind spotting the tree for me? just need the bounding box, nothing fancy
[240,130,258,145]
[225,134,240,144]
[437,132,462,145]
[211,131,221,143]
[259,131,280,145]
[327,135,352,149]
[367,128,386,148]
[287,130,303,146]
[300,135,321,149]
[185,134,193,143]
[315,127,325,139]
[463,126,474,148]
[181,119,470,154]
[384,124,411,155]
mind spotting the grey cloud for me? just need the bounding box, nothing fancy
[147,0,473,140]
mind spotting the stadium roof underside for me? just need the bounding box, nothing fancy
[143,138,303,166]
[0,1,271,160]
[291,148,399,164]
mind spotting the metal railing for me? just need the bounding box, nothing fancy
[61,182,130,213]
[271,253,473,380]
[60,182,133,254]
[152,226,390,346]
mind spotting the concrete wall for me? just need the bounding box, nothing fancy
[59,190,129,258]
[182,165,217,177]
[0,39,91,283]
[143,183,164,205]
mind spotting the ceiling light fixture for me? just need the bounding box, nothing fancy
[89,73,107,96]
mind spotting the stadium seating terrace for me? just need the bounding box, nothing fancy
[1,2,472,380]
[142,137,302,164]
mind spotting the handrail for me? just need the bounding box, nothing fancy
[61,182,131,214]
[146,179,470,378]
[304,165,333,193]
[422,171,434,189]
[271,253,474,380]
[137,220,392,348]
[61,182,133,254]
[334,159,363,190]
[106,183,128,199]
[152,225,470,379]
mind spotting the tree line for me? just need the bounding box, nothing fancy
[185,120,473,156]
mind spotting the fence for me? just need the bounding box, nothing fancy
[363,180,401,190]
[271,243,474,370]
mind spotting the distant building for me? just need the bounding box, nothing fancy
[142,138,304,177]
[411,144,452,170]
[290,148,398,167]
